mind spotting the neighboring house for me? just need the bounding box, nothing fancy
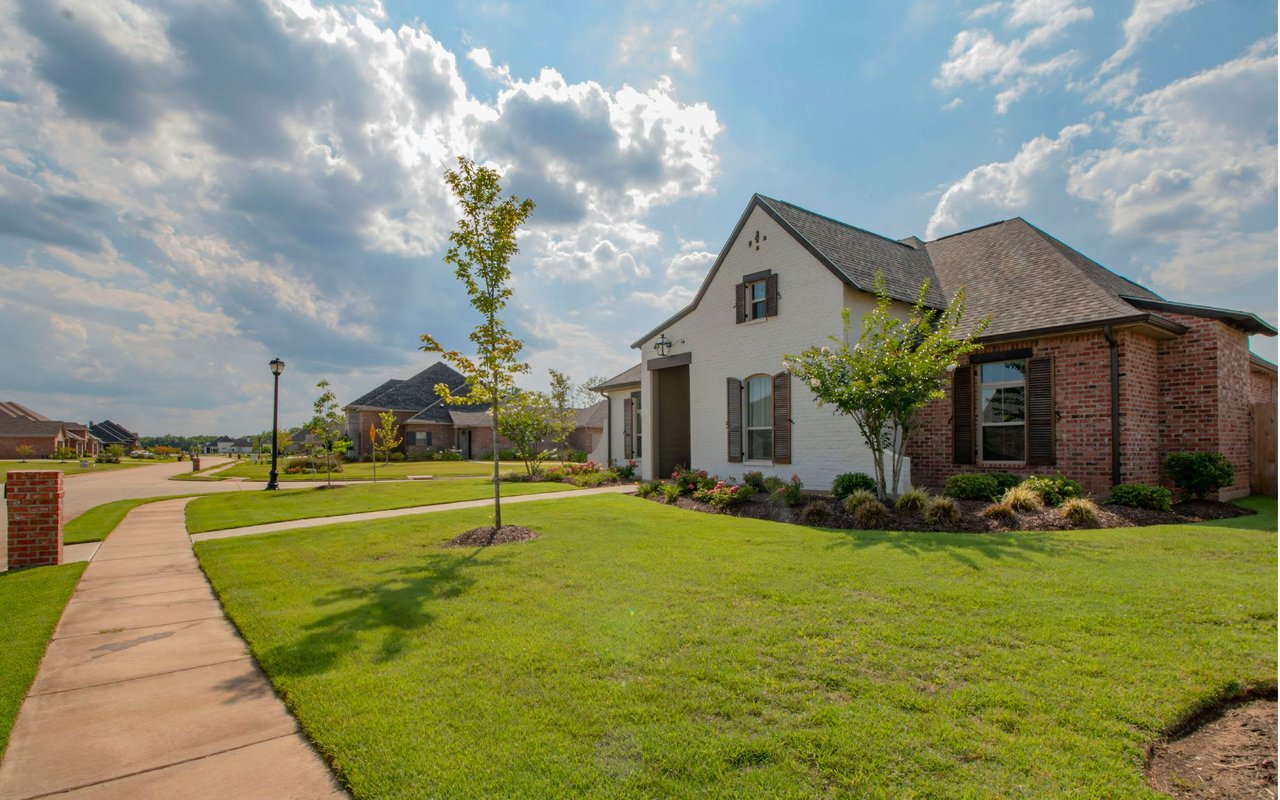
[228,437,254,455]
[346,362,609,460]
[89,420,141,453]
[0,402,101,458]
[602,194,1277,498]
[203,435,237,454]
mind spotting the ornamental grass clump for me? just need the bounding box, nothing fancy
[1060,497,1101,527]
[635,481,661,499]
[843,489,880,515]
[1019,474,1085,506]
[1001,485,1043,513]
[924,496,961,527]
[848,496,892,530]
[799,499,834,526]
[981,501,1016,524]
[894,487,930,514]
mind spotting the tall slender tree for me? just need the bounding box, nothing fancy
[421,156,535,530]
[307,380,352,488]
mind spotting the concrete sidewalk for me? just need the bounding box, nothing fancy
[0,499,346,800]
[190,482,638,542]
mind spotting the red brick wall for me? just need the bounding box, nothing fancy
[1250,368,1277,405]
[351,410,417,457]
[6,471,64,569]
[1118,331,1161,486]
[0,436,62,459]
[404,423,455,455]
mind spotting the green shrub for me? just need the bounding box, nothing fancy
[850,499,892,529]
[981,502,1016,524]
[613,460,638,481]
[990,471,1022,495]
[925,496,961,526]
[742,471,767,492]
[570,471,611,488]
[1000,485,1043,512]
[389,452,406,462]
[564,450,589,463]
[660,483,682,503]
[1106,482,1172,512]
[635,481,661,498]
[832,472,877,499]
[1060,497,1101,527]
[694,480,755,510]
[95,454,121,464]
[769,474,805,507]
[500,471,531,482]
[104,444,126,459]
[1019,474,1085,506]
[893,487,930,514]
[843,489,881,516]
[799,499,834,526]
[1164,451,1234,500]
[945,473,1000,501]
[671,466,716,497]
[432,449,464,461]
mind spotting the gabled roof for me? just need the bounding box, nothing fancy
[347,363,467,414]
[592,364,641,392]
[0,401,49,422]
[0,418,66,436]
[924,218,1177,339]
[447,409,492,428]
[631,194,943,348]
[90,420,138,445]
[575,399,607,428]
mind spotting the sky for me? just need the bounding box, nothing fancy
[0,0,1275,435]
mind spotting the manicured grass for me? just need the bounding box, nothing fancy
[65,496,197,544]
[185,479,576,533]
[0,563,86,758]
[195,495,1277,799]
[215,459,528,481]
[0,459,146,482]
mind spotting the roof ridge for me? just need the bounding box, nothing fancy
[756,194,917,251]
[927,218,1009,242]
[1021,219,1164,302]
[1007,219,1147,319]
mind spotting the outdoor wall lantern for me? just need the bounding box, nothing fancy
[654,333,673,357]
[266,357,286,491]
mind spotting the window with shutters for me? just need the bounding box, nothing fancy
[631,391,642,458]
[979,360,1026,462]
[747,280,767,320]
[745,374,772,461]
[407,431,431,447]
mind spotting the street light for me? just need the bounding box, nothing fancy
[266,357,285,490]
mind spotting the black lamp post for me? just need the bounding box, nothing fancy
[266,357,285,490]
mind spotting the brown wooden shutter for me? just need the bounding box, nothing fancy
[735,282,747,323]
[953,365,975,465]
[1026,356,1055,466]
[765,273,779,318]
[622,397,634,460]
[772,371,791,465]
[727,377,743,463]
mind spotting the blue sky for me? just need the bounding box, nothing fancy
[0,0,1275,434]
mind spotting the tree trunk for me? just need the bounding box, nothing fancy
[492,372,502,530]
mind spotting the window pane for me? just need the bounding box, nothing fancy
[747,376,772,427]
[982,426,1025,462]
[980,360,1026,383]
[752,299,766,319]
[751,281,766,300]
[981,386,1025,423]
[748,429,772,460]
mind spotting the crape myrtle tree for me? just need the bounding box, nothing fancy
[785,275,988,500]
[307,379,352,488]
[421,156,535,530]
[374,410,403,465]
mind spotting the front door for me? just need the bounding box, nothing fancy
[458,429,472,460]
[655,364,691,478]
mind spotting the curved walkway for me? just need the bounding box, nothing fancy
[0,498,347,799]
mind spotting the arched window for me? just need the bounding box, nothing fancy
[745,374,773,460]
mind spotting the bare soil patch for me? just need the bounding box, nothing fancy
[446,525,541,547]
[650,493,1253,533]
[1148,693,1277,799]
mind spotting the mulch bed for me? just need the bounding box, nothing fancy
[647,493,1254,533]
[446,525,541,547]
[1147,693,1278,799]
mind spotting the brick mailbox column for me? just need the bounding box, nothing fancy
[6,471,64,569]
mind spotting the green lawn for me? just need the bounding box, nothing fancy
[214,459,527,481]
[185,479,575,533]
[0,563,86,758]
[0,459,149,482]
[65,496,196,544]
[195,495,1277,799]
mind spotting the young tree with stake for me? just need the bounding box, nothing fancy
[307,379,352,488]
[421,156,535,531]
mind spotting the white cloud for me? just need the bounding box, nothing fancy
[935,0,1092,113]
[927,123,1091,238]
[1099,0,1198,76]
[466,46,511,82]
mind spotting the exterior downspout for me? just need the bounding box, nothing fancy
[605,394,613,466]
[1103,325,1121,487]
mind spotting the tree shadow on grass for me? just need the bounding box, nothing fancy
[823,527,1086,571]
[262,546,509,677]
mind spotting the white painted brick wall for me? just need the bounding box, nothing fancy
[635,205,911,491]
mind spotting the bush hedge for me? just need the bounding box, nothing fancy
[832,472,877,499]
[1164,451,1233,500]
[1106,483,1172,512]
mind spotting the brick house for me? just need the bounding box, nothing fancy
[345,362,608,460]
[603,194,1276,498]
[0,402,101,458]
[88,420,140,453]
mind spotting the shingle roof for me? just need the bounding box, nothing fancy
[924,218,1170,339]
[0,402,49,422]
[592,364,641,392]
[0,418,65,436]
[348,379,403,408]
[575,400,607,428]
[447,409,493,428]
[756,195,946,307]
[348,363,467,414]
[90,420,138,445]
